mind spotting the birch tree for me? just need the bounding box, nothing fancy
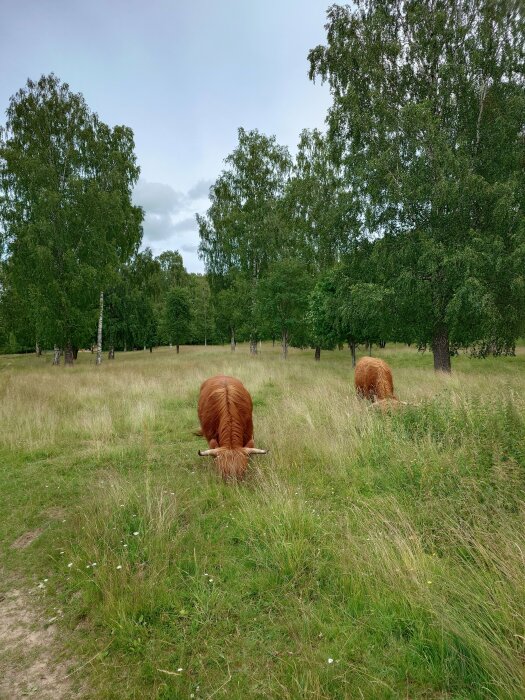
[309,1,525,371]
[198,128,292,354]
[0,74,143,363]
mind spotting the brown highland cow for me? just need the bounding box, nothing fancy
[354,357,398,403]
[197,375,267,480]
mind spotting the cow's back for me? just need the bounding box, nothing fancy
[198,375,253,448]
[354,357,395,400]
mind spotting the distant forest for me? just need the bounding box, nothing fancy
[1,1,523,371]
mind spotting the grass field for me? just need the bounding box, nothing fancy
[1,344,524,699]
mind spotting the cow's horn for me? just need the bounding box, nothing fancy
[198,448,220,457]
[244,447,268,455]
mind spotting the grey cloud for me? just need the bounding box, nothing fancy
[133,179,186,215]
[187,179,213,201]
[142,213,175,242]
[135,179,206,264]
[172,216,198,233]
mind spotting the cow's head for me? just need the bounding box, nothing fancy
[198,446,268,480]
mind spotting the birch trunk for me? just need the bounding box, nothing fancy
[249,337,258,355]
[230,330,236,352]
[52,345,61,365]
[96,291,103,366]
[108,345,115,360]
[281,330,288,360]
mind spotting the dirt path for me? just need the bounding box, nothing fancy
[0,586,75,699]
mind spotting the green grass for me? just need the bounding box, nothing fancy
[1,344,525,699]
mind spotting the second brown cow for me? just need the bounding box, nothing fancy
[354,357,398,403]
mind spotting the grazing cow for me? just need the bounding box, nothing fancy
[354,357,398,403]
[197,375,267,479]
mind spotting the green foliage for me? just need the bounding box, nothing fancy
[309,1,525,368]
[197,127,292,281]
[157,251,188,290]
[186,273,216,345]
[257,259,312,351]
[212,274,250,345]
[337,281,392,346]
[198,128,293,347]
[164,287,191,349]
[105,249,161,351]
[285,128,356,271]
[0,74,143,353]
[307,272,340,350]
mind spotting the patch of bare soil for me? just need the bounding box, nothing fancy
[10,529,44,550]
[0,588,76,699]
[41,506,67,519]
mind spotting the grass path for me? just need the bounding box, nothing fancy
[1,344,524,699]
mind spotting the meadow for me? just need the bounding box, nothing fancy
[1,344,524,699]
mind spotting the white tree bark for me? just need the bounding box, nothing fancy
[96,291,103,366]
[281,330,288,359]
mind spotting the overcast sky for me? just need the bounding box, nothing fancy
[0,0,332,272]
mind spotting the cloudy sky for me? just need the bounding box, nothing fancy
[0,0,332,272]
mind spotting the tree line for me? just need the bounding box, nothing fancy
[0,77,217,360]
[198,0,525,371]
[1,2,524,371]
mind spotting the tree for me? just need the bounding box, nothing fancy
[285,128,356,270]
[164,287,192,353]
[187,273,215,345]
[158,251,188,292]
[213,275,249,351]
[257,259,312,359]
[198,127,292,354]
[308,267,364,367]
[309,1,525,371]
[337,282,393,355]
[285,128,358,359]
[0,74,143,363]
[307,273,340,361]
[104,249,161,354]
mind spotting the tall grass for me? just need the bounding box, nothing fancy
[1,345,524,698]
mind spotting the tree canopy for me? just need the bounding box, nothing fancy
[0,74,143,358]
[308,0,525,369]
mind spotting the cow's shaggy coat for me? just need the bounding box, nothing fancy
[354,357,398,402]
[197,375,267,479]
